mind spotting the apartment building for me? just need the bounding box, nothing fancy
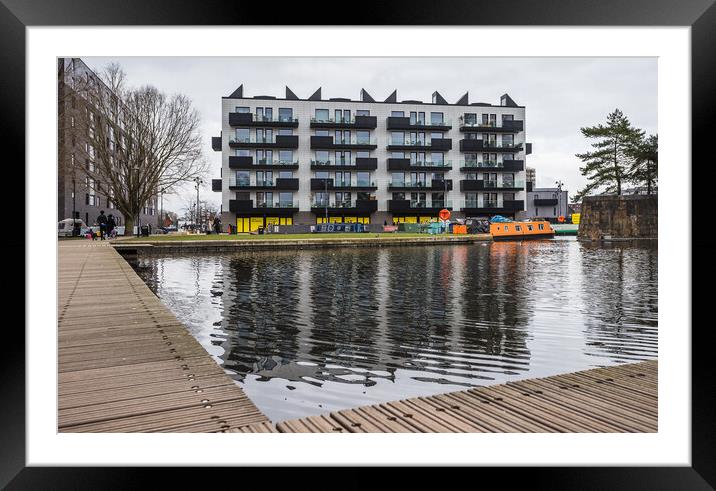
[526,187,569,222]
[212,85,531,232]
[58,58,158,228]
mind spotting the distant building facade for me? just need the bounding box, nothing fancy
[212,85,534,231]
[525,167,536,192]
[526,187,568,222]
[58,57,158,227]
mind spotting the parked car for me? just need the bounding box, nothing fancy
[57,218,87,237]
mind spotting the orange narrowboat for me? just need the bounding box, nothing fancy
[490,220,555,240]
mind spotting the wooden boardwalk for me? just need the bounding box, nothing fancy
[58,241,269,432]
[233,360,657,433]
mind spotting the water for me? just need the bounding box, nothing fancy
[134,237,658,422]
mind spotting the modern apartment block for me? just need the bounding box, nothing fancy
[58,58,158,228]
[526,187,569,222]
[212,85,531,232]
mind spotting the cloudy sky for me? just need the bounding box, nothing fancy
[84,57,657,214]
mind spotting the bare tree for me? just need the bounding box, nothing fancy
[72,63,209,233]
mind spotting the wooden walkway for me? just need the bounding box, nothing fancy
[233,360,657,433]
[58,241,269,432]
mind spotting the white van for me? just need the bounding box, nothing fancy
[57,218,88,237]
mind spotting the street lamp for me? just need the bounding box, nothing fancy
[555,180,564,221]
[194,177,203,232]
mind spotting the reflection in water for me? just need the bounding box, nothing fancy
[135,237,657,421]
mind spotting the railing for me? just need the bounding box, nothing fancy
[389,180,449,188]
[256,201,297,209]
[230,136,282,144]
[311,200,355,209]
[404,160,452,168]
[311,117,357,124]
[461,160,503,168]
[245,115,298,124]
[408,200,453,209]
[463,200,499,209]
[406,119,451,127]
[481,141,520,149]
[252,159,299,166]
[484,180,525,188]
[390,138,434,146]
[459,117,519,129]
[333,181,376,188]
[331,137,376,145]
[311,159,357,166]
[229,179,274,187]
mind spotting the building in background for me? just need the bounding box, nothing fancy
[58,58,158,228]
[212,85,532,232]
[526,187,569,222]
[525,167,536,192]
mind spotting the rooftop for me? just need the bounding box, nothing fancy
[223,84,523,108]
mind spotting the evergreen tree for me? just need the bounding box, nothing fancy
[574,109,644,201]
[628,134,658,194]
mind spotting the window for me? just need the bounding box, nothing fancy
[538,223,544,230]
[502,114,514,123]
[335,151,351,164]
[278,150,293,163]
[279,192,293,207]
[236,128,250,142]
[315,151,330,164]
[391,111,405,117]
[391,172,405,186]
[430,112,444,125]
[335,109,351,123]
[313,191,328,206]
[256,192,272,207]
[357,171,371,187]
[235,149,251,157]
[335,171,351,187]
[256,150,273,163]
[256,128,273,142]
[315,129,330,137]
[235,106,250,113]
[430,132,443,140]
[277,128,293,136]
[356,110,370,116]
[391,132,405,145]
[236,170,250,186]
[356,151,370,158]
[391,152,405,158]
[430,153,444,164]
[502,134,514,146]
[410,112,425,125]
[278,170,293,179]
[356,130,370,144]
[278,108,293,122]
[315,109,329,122]
[463,113,477,125]
[256,170,273,185]
[527,225,533,231]
[256,107,273,121]
[515,225,522,232]
[315,171,330,179]
[504,225,509,232]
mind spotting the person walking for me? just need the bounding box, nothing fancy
[213,216,222,234]
[106,214,116,239]
[96,210,108,240]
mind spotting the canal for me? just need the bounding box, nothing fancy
[133,237,658,422]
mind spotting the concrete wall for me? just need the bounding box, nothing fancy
[578,195,657,240]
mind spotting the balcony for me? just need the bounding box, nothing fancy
[310,135,377,150]
[386,158,453,171]
[387,199,453,213]
[229,135,299,149]
[310,115,377,129]
[387,137,452,151]
[534,198,558,206]
[310,157,378,171]
[310,199,378,214]
[460,180,525,191]
[461,199,525,215]
[211,179,222,192]
[459,139,522,153]
[229,112,299,128]
[229,199,298,216]
[211,136,222,151]
[228,177,299,190]
[387,179,453,191]
[459,159,525,172]
[458,118,524,133]
[386,116,452,131]
[310,178,378,191]
[228,156,299,170]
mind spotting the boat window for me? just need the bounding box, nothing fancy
[504,225,509,231]
[528,225,533,231]
[538,223,544,230]
[515,225,521,231]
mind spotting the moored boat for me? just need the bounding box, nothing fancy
[490,219,555,240]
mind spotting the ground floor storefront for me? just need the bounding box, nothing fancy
[235,216,294,233]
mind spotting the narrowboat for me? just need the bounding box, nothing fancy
[490,220,555,240]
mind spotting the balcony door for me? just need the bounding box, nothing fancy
[256,170,273,186]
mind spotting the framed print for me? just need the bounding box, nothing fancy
[4,0,715,487]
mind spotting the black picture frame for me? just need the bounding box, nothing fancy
[4,0,714,488]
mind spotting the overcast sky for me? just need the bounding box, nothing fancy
[84,57,657,214]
